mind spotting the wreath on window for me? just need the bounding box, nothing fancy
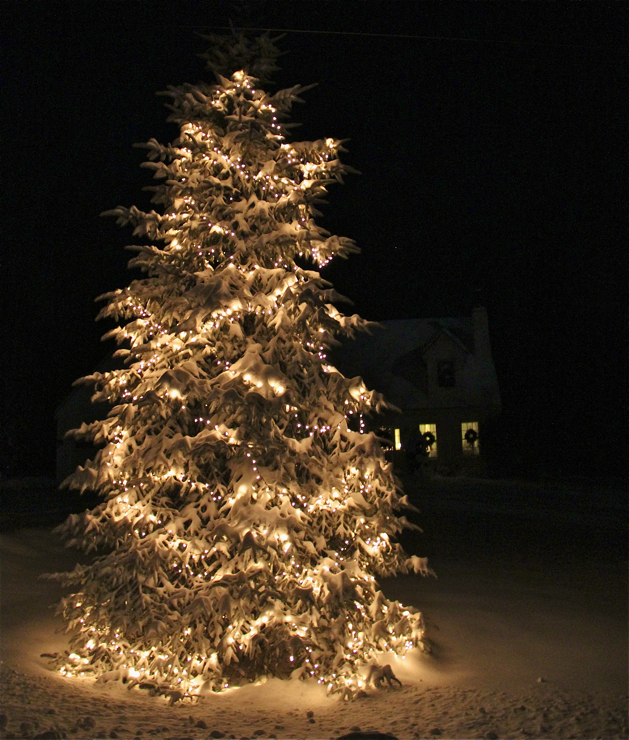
[464,428,479,445]
[422,431,436,448]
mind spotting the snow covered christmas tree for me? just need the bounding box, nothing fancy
[49,33,432,701]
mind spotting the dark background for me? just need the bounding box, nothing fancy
[1,1,626,482]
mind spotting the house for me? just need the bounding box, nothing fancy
[54,356,120,485]
[55,307,500,483]
[332,306,501,474]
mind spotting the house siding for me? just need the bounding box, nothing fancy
[333,308,501,475]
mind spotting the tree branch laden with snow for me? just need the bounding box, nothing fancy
[47,33,433,702]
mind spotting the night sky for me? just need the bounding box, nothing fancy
[1,2,626,480]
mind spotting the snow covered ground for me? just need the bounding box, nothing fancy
[1,477,627,739]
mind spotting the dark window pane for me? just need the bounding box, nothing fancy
[437,360,455,387]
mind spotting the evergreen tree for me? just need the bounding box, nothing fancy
[49,34,432,701]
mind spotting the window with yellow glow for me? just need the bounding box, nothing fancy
[461,421,480,456]
[394,428,402,450]
[419,423,438,458]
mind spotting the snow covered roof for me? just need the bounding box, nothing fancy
[54,354,123,423]
[332,312,501,413]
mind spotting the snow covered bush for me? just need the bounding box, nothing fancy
[47,33,432,701]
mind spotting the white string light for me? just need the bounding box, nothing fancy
[51,42,431,703]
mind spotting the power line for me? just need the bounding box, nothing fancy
[180,25,613,51]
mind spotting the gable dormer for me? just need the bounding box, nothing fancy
[330,309,500,416]
[420,325,471,403]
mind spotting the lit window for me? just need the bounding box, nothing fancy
[461,421,480,456]
[437,360,455,388]
[394,428,402,450]
[419,424,438,458]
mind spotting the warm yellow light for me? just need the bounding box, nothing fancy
[394,428,401,450]
[420,423,438,457]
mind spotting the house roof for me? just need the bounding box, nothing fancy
[332,315,501,413]
[54,354,123,421]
